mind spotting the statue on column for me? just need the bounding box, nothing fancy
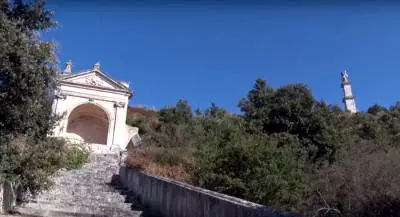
[341,70,349,83]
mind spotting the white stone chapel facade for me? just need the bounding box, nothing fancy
[51,61,139,152]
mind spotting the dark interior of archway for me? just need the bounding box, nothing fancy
[67,103,109,145]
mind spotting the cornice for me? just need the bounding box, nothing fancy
[59,81,133,97]
[60,89,128,104]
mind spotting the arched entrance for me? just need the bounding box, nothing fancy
[66,103,109,145]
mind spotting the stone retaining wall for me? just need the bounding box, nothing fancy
[118,166,302,217]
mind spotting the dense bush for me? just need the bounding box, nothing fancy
[62,142,90,170]
[0,136,89,195]
[195,116,308,210]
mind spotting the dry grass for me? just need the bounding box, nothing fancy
[127,146,194,184]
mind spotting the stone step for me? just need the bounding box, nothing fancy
[32,196,129,206]
[49,179,115,189]
[15,152,142,217]
[0,212,38,217]
[16,207,102,217]
[36,185,117,194]
[24,199,134,213]
[15,206,142,217]
[55,171,118,178]
[19,203,142,217]
[34,190,127,202]
[32,187,121,198]
[29,198,133,209]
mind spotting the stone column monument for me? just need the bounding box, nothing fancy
[341,70,357,113]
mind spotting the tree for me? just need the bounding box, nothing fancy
[367,104,387,115]
[0,0,86,195]
[195,115,308,210]
[238,78,275,133]
[204,102,228,119]
[238,79,343,164]
[266,83,315,135]
[0,0,57,139]
[158,99,193,125]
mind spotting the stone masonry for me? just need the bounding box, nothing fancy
[14,153,143,217]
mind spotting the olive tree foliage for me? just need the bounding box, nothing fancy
[0,0,58,139]
[0,0,77,195]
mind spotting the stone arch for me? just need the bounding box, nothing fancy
[66,103,110,144]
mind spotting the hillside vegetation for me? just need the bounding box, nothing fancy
[127,79,400,217]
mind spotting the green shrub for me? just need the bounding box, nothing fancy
[0,0,65,197]
[0,136,90,195]
[195,116,309,211]
[0,136,67,195]
[153,148,183,166]
[62,142,90,170]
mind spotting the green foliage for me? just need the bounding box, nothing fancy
[129,100,202,148]
[0,0,58,139]
[0,136,89,195]
[0,0,83,196]
[239,79,344,165]
[238,78,275,133]
[62,143,90,170]
[128,102,309,210]
[127,78,400,216]
[2,0,57,34]
[152,147,186,166]
[204,102,229,119]
[159,99,193,125]
[195,116,308,210]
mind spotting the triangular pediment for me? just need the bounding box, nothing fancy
[59,70,131,94]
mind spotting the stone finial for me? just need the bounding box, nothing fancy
[63,60,72,73]
[93,62,101,71]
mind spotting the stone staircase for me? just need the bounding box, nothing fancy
[14,153,143,217]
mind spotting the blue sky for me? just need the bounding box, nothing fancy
[43,1,400,113]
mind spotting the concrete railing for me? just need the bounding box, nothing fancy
[118,166,302,217]
[0,179,23,214]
